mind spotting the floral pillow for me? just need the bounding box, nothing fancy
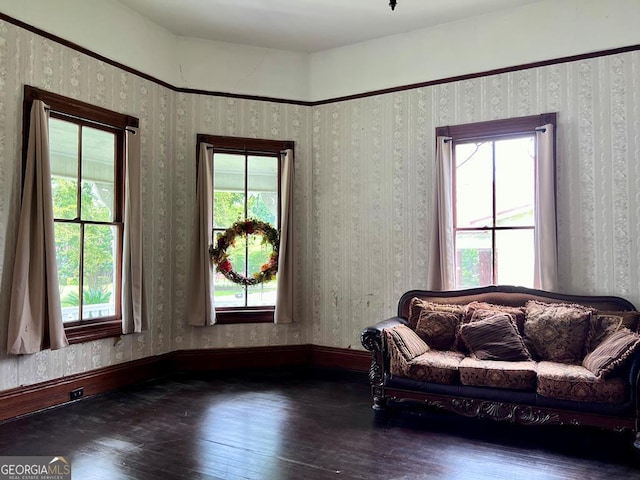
[458,313,531,362]
[407,298,465,330]
[415,310,460,351]
[524,300,594,364]
[587,314,624,352]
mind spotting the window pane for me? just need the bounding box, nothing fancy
[213,282,246,307]
[81,127,115,222]
[247,283,277,307]
[455,230,493,288]
[495,229,534,287]
[213,153,245,228]
[49,118,79,220]
[495,137,535,227]
[82,224,117,319]
[56,222,81,322]
[247,230,277,307]
[213,232,247,307]
[455,142,493,228]
[247,156,278,225]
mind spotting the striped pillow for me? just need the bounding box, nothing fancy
[459,313,531,362]
[582,329,640,378]
[385,325,430,362]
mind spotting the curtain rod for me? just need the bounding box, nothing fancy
[45,107,137,134]
[443,126,546,143]
[205,145,289,155]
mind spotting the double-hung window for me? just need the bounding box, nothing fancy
[197,135,293,324]
[435,113,557,290]
[23,86,139,343]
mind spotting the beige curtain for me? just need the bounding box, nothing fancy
[122,127,147,334]
[534,123,558,290]
[186,142,216,326]
[275,148,294,324]
[7,100,68,354]
[426,136,455,291]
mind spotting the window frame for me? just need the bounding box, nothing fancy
[436,113,557,289]
[197,134,293,325]
[23,85,139,344]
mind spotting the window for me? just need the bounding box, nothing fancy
[435,113,557,289]
[23,86,139,343]
[197,135,293,324]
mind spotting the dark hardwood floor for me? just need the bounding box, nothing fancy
[0,369,638,479]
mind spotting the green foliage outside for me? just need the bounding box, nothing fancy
[61,287,111,307]
[53,177,115,305]
[213,191,277,281]
[213,191,275,227]
[460,249,480,287]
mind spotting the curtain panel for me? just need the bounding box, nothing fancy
[7,100,68,354]
[186,142,216,326]
[275,149,294,324]
[426,136,455,291]
[122,127,148,333]
[534,123,558,290]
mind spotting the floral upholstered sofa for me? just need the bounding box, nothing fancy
[361,286,640,448]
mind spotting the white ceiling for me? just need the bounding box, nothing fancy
[117,0,542,53]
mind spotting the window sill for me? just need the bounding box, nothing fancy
[215,308,275,325]
[65,319,122,344]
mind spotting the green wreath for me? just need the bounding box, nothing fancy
[209,218,279,286]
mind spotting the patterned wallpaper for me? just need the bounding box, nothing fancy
[0,20,311,391]
[310,53,640,347]
[171,93,311,350]
[1,18,639,391]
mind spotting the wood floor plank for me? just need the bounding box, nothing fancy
[0,369,638,479]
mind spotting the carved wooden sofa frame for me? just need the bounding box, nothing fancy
[361,285,640,448]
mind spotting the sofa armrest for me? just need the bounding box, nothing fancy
[361,317,408,410]
[361,316,408,352]
[628,350,640,415]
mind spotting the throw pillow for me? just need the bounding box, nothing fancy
[582,329,640,378]
[465,301,527,334]
[385,325,430,362]
[415,310,460,351]
[458,313,531,362]
[407,297,465,330]
[524,301,593,364]
[586,314,624,351]
[597,310,640,332]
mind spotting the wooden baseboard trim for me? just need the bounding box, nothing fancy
[172,345,312,372]
[0,354,172,422]
[310,345,370,372]
[0,345,370,422]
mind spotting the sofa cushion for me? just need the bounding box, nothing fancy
[465,301,527,334]
[459,358,537,390]
[458,314,531,361]
[415,310,460,350]
[405,350,465,385]
[524,301,593,363]
[408,298,465,330]
[536,361,627,404]
[582,329,640,378]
